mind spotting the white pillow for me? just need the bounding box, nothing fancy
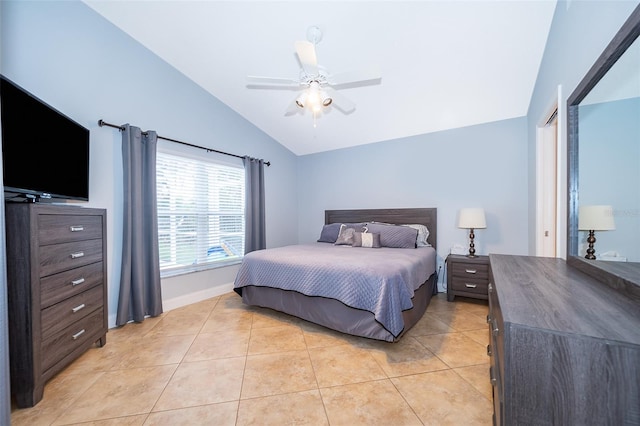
[404,224,431,247]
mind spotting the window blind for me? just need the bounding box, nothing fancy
[156,151,245,276]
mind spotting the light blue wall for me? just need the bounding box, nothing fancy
[527,0,640,256]
[297,117,530,282]
[579,97,640,260]
[0,1,299,325]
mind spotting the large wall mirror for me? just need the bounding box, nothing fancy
[567,5,640,298]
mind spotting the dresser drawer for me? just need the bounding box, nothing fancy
[488,282,505,375]
[451,262,490,280]
[39,239,103,277]
[38,214,103,246]
[41,307,104,372]
[450,276,489,295]
[41,285,103,340]
[40,262,104,309]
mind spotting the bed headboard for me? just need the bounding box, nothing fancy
[325,208,437,250]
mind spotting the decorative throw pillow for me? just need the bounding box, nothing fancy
[364,223,418,248]
[352,232,381,248]
[334,225,357,245]
[318,222,367,243]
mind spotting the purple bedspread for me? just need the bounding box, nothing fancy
[233,243,437,337]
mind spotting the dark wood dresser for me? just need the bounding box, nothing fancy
[446,254,489,301]
[5,203,108,407]
[488,254,640,425]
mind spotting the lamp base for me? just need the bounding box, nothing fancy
[585,230,596,260]
[468,228,476,257]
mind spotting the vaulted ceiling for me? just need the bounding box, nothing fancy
[84,1,557,156]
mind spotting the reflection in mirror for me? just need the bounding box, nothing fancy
[578,35,640,261]
[567,5,640,298]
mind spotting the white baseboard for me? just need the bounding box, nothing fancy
[162,283,235,312]
[108,282,235,328]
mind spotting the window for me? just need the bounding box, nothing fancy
[156,150,245,277]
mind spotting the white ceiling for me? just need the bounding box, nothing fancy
[83,1,557,156]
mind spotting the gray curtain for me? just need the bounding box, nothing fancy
[243,156,266,253]
[116,124,163,326]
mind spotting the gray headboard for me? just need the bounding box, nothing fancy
[325,208,437,250]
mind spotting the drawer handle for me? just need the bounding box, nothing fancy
[70,252,85,259]
[465,269,477,274]
[488,283,493,292]
[70,226,84,232]
[72,329,86,340]
[492,319,499,336]
[490,366,497,386]
[465,283,477,288]
[71,278,85,286]
[72,303,86,313]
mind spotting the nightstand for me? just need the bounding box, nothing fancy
[446,254,490,302]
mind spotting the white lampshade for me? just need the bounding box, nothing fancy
[458,208,487,229]
[579,205,615,231]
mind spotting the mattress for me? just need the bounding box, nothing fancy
[234,242,437,340]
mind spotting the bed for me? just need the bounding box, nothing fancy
[233,208,438,342]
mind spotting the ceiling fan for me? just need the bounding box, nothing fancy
[247,26,381,119]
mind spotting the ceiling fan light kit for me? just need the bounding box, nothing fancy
[295,81,332,112]
[247,26,381,125]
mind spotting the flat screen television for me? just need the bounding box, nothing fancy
[1,75,89,202]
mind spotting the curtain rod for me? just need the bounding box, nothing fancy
[97,119,270,166]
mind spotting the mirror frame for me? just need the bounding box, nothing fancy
[566,4,640,301]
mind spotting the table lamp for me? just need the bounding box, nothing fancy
[578,205,615,260]
[458,208,486,257]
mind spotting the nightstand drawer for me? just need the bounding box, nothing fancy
[450,277,489,295]
[451,262,490,280]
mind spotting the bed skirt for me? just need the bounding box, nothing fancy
[239,272,437,342]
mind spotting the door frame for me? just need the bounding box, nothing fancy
[535,85,566,258]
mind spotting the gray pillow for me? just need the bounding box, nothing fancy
[318,222,366,243]
[352,232,381,248]
[317,223,342,243]
[334,225,356,245]
[364,223,418,248]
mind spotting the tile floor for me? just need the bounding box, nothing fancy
[11,292,493,425]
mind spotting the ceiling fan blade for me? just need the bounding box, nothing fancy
[328,68,382,87]
[324,87,356,114]
[294,41,319,76]
[247,75,299,86]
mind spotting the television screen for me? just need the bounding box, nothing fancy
[1,75,89,202]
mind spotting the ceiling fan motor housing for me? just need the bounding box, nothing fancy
[306,26,323,45]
